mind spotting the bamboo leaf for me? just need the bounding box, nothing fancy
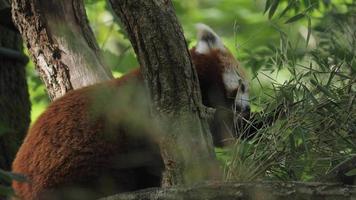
[268,0,280,19]
[310,79,335,99]
[346,168,356,177]
[306,16,311,46]
[285,13,305,24]
[301,84,318,104]
[264,0,273,14]
[279,0,296,18]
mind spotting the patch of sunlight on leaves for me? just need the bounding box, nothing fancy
[112,71,123,78]
[30,101,47,124]
[24,50,49,123]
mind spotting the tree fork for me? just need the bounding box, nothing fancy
[108,0,220,186]
[11,0,112,100]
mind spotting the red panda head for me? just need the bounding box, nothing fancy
[190,24,250,146]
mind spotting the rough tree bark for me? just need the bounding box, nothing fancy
[0,0,30,171]
[101,182,356,200]
[11,0,113,100]
[108,0,220,186]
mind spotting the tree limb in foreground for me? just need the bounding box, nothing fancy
[100,181,356,200]
[108,0,220,186]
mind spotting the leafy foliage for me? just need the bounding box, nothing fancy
[222,1,356,182]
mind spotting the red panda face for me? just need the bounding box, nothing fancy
[190,24,250,146]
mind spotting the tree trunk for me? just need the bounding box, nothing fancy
[0,0,30,171]
[100,182,356,200]
[108,0,219,186]
[11,0,113,100]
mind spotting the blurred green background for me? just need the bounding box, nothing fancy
[26,0,355,182]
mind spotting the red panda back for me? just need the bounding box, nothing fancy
[12,70,164,200]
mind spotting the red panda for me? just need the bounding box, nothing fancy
[12,24,250,200]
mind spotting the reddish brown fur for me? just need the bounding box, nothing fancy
[191,48,226,107]
[190,48,241,146]
[12,48,244,199]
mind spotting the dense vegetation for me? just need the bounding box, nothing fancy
[219,0,355,182]
[1,0,355,197]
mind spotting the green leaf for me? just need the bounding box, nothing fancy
[279,0,296,18]
[309,79,335,99]
[306,16,311,46]
[301,84,318,104]
[264,0,273,14]
[345,168,356,177]
[268,0,280,19]
[285,13,305,24]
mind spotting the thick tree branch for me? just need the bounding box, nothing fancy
[11,0,112,99]
[108,0,219,186]
[101,182,356,200]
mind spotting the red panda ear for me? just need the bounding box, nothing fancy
[195,23,225,54]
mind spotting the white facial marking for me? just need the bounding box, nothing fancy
[222,69,241,91]
[223,67,249,111]
[195,41,210,54]
[195,23,225,54]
